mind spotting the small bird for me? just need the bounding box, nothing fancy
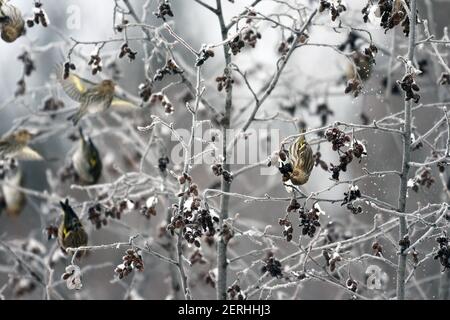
[0,129,43,160]
[2,165,25,216]
[0,0,25,43]
[58,199,88,254]
[72,127,102,185]
[279,131,314,190]
[57,67,136,125]
[347,51,373,82]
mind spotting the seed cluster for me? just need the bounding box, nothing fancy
[372,241,383,257]
[397,73,420,103]
[323,249,342,272]
[227,284,245,300]
[229,35,246,55]
[27,2,49,28]
[166,173,219,248]
[278,217,293,242]
[325,128,367,180]
[341,185,362,214]
[211,163,233,183]
[63,61,77,79]
[87,200,135,229]
[325,128,351,151]
[299,204,321,238]
[196,47,215,67]
[242,29,261,48]
[319,0,347,21]
[88,50,102,75]
[434,235,450,270]
[147,92,174,114]
[154,0,174,21]
[114,249,144,279]
[216,69,234,92]
[409,169,435,192]
[261,253,283,278]
[399,235,411,253]
[278,33,308,56]
[119,43,137,61]
[115,16,129,33]
[154,59,183,82]
[374,0,411,36]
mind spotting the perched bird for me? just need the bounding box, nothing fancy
[0,129,43,160]
[57,67,136,125]
[58,199,88,253]
[0,0,25,43]
[72,127,102,185]
[1,165,25,216]
[279,131,314,190]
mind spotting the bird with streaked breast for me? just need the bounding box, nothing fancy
[279,130,314,190]
[56,66,137,125]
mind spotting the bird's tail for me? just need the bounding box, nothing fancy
[78,126,85,141]
[67,110,83,126]
[298,128,306,146]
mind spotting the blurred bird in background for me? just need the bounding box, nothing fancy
[58,199,88,254]
[72,127,102,185]
[279,130,314,192]
[57,67,136,125]
[0,0,25,43]
[0,129,43,160]
[346,51,374,82]
[1,165,25,216]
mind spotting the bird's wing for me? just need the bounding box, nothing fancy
[110,97,139,111]
[56,67,95,102]
[16,146,43,160]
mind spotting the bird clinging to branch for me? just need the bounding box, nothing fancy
[58,199,88,254]
[279,130,314,191]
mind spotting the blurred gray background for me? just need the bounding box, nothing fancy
[0,0,449,300]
